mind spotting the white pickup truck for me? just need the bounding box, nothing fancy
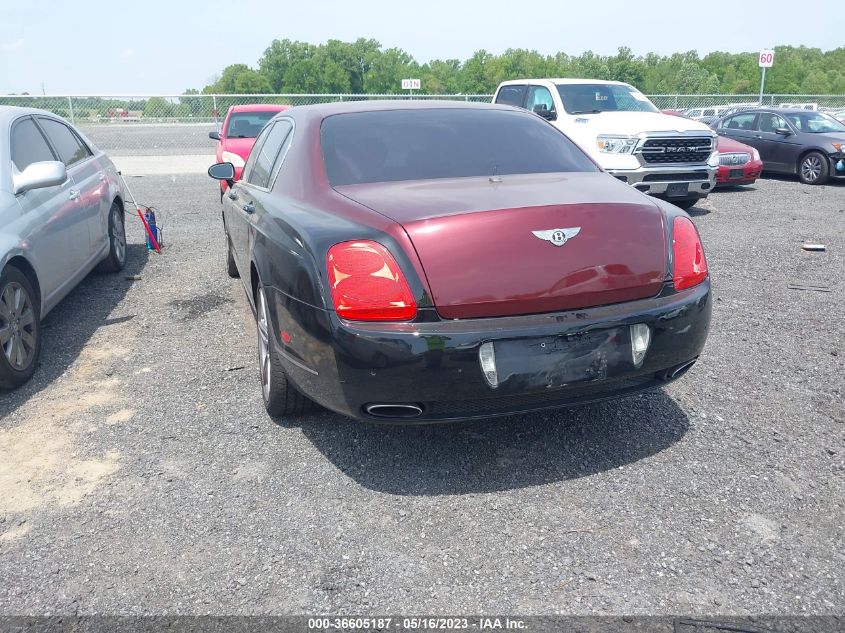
[493,79,718,209]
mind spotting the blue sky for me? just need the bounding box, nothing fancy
[0,0,841,94]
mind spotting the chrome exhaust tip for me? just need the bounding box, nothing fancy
[669,359,697,379]
[364,403,424,419]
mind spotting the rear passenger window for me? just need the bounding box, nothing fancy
[38,118,92,167]
[241,123,273,184]
[723,113,757,130]
[269,120,295,187]
[11,118,56,172]
[247,120,292,188]
[495,85,527,108]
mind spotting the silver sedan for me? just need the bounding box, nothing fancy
[0,106,127,388]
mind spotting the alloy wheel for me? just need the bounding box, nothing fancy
[113,206,126,264]
[0,282,37,370]
[801,155,822,183]
[257,288,271,402]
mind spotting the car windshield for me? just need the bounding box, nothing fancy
[555,83,658,114]
[320,108,598,186]
[784,112,845,133]
[224,111,278,138]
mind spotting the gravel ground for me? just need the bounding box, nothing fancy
[0,175,842,617]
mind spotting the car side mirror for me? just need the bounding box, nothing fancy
[533,104,557,121]
[13,161,67,195]
[208,162,235,187]
[775,127,791,136]
[209,130,221,141]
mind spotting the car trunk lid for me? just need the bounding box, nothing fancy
[335,172,667,319]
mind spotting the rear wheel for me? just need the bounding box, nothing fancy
[97,201,127,272]
[256,283,316,417]
[798,151,829,185]
[0,266,41,389]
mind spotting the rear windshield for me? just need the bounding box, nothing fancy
[224,111,278,138]
[320,108,597,186]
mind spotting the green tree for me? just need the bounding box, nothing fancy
[364,47,417,93]
[234,69,272,93]
[143,97,175,118]
[203,40,845,97]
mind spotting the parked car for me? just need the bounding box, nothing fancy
[661,110,763,187]
[493,79,718,210]
[0,106,127,388]
[208,101,711,423]
[715,136,764,186]
[717,104,760,119]
[712,108,845,184]
[209,104,287,199]
[682,105,730,126]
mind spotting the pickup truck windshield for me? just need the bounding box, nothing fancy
[556,84,658,115]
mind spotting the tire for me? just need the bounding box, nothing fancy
[672,197,701,210]
[0,266,41,389]
[97,201,127,273]
[255,282,316,417]
[798,151,829,185]
[225,233,239,278]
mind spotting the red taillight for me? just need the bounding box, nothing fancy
[672,216,708,290]
[327,241,417,321]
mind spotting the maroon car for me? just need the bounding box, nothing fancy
[208,101,711,423]
[716,136,763,186]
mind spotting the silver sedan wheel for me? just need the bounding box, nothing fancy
[0,282,37,370]
[257,287,271,402]
[801,155,823,182]
[112,206,126,264]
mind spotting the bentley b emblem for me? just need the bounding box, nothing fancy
[532,227,581,247]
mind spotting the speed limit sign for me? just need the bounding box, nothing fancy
[759,49,775,67]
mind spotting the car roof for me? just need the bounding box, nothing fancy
[228,104,288,113]
[498,78,631,87]
[279,99,520,119]
[725,107,827,115]
[0,105,66,126]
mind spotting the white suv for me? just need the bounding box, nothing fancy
[493,79,718,209]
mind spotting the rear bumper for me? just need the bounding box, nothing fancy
[269,280,712,424]
[607,164,716,198]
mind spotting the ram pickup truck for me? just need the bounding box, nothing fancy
[493,79,718,209]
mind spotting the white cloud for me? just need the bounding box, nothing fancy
[122,48,135,58]
[1,38,24,51]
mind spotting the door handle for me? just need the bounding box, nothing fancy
[228,190,238,200]
[69,189,80,201]
[754,134,763,139]
[242,202,255,214]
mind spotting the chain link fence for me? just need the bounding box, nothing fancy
[1,93,844,156]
